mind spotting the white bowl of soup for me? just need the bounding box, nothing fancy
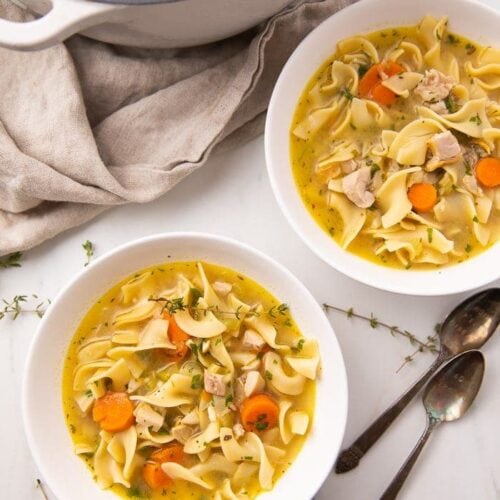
[265,0,500,295]
[22,232,347,500]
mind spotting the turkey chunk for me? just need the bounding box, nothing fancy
[428,131,461,164]
[341,166,375,208]
[242,329,266,351]
[414,69,455,102]
[204,372,227,396]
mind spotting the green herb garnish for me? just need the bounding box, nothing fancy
[444,95,458,114]
[465,43,476,55]
[190,374,203,390]
[255,422,269,431]
[0,251,22,269]
[291,338,305,354]
[340,87,354,101]
[82,240,94,267]
[470,113,482,125]
[190,288,202,307]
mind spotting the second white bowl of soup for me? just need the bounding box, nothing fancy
[23,233,347,500]
[265,0,500,295]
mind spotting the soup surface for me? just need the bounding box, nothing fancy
[62,261,318,499]
[291,15,500,269]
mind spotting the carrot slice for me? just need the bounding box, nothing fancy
[358,64,381,98]
[150,443,186,464]
[143,443,186,490]
[163,311,190,360]
[358,61,404,105]
[240,394,279,433]
[92,392,135,433]
[408,183,438,213]
[143,462,171,489]
[371,83,398,106]
[475,157,500,188]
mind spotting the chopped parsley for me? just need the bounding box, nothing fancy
[370,164,380,177]
[190,374,203,390]
[446,34,459,45]
[357,63,370,78]
[190,288,202,306]
[472,215,479,223]
[470,113,482,125]
[465,244,473,253]
[427,228,433,243]
[255,421,269,431]
[444,95,458,114]
[265,370,273,381]
[340,87,354,101]
[465,43,476,55]
[291,338,305,353]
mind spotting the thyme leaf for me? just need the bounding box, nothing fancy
[0,251,23,269]
[82,240,94,267]
[0,295,51,321]
[323,303,439,370]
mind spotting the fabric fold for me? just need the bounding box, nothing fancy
[0,0,354,255]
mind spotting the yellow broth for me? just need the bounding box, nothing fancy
[62,261,316,499]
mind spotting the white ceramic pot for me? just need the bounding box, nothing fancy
[23,232,348,500]
[265,0,500,296]
[0,0,292,50]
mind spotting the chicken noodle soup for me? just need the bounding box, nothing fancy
[291,15,500,269]
[62,261,318,499]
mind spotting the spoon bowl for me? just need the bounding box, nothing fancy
[380,351,485,500]
[336,288,499,473]
[424,351,485,422]
[439,288,500,357]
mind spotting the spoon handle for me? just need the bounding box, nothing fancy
[335,355,443,473]
[379,417,441,500]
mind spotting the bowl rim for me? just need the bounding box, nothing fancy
[22,231,348,500]
[265,0,500,296]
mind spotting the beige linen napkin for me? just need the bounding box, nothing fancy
[0,0,354,256]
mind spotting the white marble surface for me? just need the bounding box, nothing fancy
[1,136,498,500]
[1,1,500,498]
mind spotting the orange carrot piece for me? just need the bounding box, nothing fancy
[92,392,135,433]
[358,61,404,105]
[475,157,500,188]
[408,183,438,213]
[150,443,186,464]
[240,394,279,433]
[358,64,381,98]
[371,83,398,106]
[163,311,190,360]
[143,443,186,490]
[143,462,172,489]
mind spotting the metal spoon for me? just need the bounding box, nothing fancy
[380,350,485,500]
[336,288,499,473]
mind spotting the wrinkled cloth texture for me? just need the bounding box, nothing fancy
[0,0,354,256]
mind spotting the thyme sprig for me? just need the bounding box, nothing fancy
[82,240,94,266]
[0,295,51,321]
[36,479,49,500]
[323,303,439,369]
[0,251,23,269]
[149,296,289,321]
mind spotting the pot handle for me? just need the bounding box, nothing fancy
[0,0,120,51]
